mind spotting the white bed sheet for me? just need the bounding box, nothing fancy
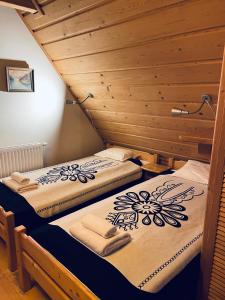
[51,174,207,293]
[15,156,141,218]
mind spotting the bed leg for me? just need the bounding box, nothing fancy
[5,211,17,272]
[15,226,33,292]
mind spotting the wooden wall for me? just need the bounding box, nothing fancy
[200,48,225,300]
[20,0,225,161]
[208,177,225,299]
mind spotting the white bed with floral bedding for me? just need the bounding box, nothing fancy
[51,173,207,293]
[3,155,142,218]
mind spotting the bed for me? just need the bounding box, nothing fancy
[15,162,209,300]
[0,151,142,271]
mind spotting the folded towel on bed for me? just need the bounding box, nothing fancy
[81,214,117,238]
[11,172,30,185]
[2,178,38,193]
[69,222,131,256]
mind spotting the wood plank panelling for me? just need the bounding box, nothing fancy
[43,0,225,60]
[21,0,225,160]
[50,27,225,63]
[63,61,221,84]
[55,30,225,74]
[0,0,37,13]
[34,0,183,44]
[83,99,216,120]
[208,190,225,299]
[94,120,213,142]
[88,110,215,135]
[70,84,219,103]
[200,49,225,300]
[98,130,210,160]
[24,0,112,30]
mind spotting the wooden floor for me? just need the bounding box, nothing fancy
[0,239,49,300]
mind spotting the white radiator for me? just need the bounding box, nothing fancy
[0,143,46,178]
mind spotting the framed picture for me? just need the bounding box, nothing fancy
[6,67,34,92]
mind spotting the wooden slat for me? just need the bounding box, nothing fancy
[88,110,214,135]
[217,230,225,238]
[212,271,225,287]
[179,136,212,144]
[220,197,225,203]
[213,255,225,268]
[83,99,216,120]
[209,287,225,299]
[70,83,219,104]
[44,0,225,60]
[209,288,225,299]
[210,284,225,296]
[0,0,37,13]
[216,238,225,247]
[63,61,221,84]
[210,281,225,294]
[53,29,225,68]
[99,130,210,160]
[220,207,225,214]
[220,203,225,210]
[23,253,72,300]
[94,120,213,142]
[20,235,97,300]
[217,234,225,244]
[208,293,222,300]
[24,0,111,30]
[37,0,53,5]
[214,248,225,259]
[218,225,225,233]
[218,216,225,225]
[218,220,225,231]
[35,0,183,44]
[219,211,225,219]
[212,265,225,278]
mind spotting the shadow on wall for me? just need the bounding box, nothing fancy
[45,89,104,165]
[0,59,29,91]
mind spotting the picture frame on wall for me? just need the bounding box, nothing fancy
[6,67,34,92]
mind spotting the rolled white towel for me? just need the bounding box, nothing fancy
[70,222,131,257]
[11,172,30,185]
[81,214,117,238]
[2,178,38,193]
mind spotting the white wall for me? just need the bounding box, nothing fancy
[0,6,103,166]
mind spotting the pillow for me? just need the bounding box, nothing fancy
[171,160,210,184]
[94,148,133,161]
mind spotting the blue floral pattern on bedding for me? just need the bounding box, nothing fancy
[36,159,120,185]
[106,181,204,230]
[37,164,97,184]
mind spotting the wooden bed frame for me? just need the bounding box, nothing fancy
[15,225,98,300]
[0,149,186,272]
[0,207,17,271]
[13,156,189,300]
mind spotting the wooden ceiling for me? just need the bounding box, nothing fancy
[20,0,225,161]
[0,0,37,13]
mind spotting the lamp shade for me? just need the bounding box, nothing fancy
[171,108,189,116]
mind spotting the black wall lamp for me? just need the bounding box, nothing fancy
[66,93,94,105]
[171,94,216,117]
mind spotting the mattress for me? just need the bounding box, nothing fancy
[49,174,207,294]
[3,156,141,218]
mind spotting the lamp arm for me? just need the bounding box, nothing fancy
[77,93,94,104]
[187,101,205,115]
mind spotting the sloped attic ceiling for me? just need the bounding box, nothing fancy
[19,0,225,161]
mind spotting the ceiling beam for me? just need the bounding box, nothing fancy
[0,0,37,13]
